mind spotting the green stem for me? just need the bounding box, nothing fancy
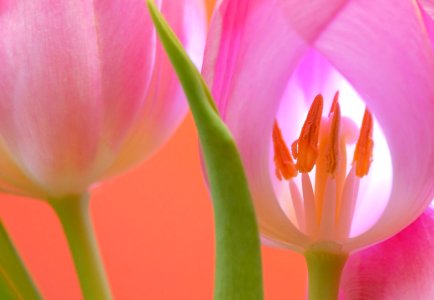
[49,194,112,300]
[0,221,42,300]
[0,268,20,300]
[305,247,348,300]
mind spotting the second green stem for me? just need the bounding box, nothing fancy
[49,194,112,300]
[305,247,348,300]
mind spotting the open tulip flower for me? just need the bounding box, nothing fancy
[202,0,434,298]
[0,0,205,299]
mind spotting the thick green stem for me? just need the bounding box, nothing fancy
[305,247,348,300]
[49,194,112,300]
[0,221,42,300]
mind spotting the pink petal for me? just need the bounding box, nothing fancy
[418,0,434,47]
[341,208,434,299]
[0,0,104,196]
[106,0,207,175]
[308,0,434,250]
[0,143,46,197]
[93,0,155,146]
[419,0,434,15]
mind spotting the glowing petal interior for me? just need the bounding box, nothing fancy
[269,51,393,243]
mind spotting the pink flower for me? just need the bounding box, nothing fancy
[0,0,206,199]
[202,0,434,255]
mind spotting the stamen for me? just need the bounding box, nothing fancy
[353,108,374,177]
[272,121,298,180]
[302,173,317,237]
[325,102,341,175]
[337,167,360,239]
[289,180,305,231]
[319,178,337,240]
[292,95,323,172]
[328,91,339,117]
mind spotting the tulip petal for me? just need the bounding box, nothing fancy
[418,0,434,48]
[341,208,434,300]
[93,0,155,146]
[0,141,45,197]
[107,0,206,174]
[419,0,434,16]
[304,0,434,250]
[202,0,351,248]
[0,0,104,195]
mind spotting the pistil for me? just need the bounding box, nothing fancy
[315,101,342,239]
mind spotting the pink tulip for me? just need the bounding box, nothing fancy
[202,0,434,257]
[0,0,206,199]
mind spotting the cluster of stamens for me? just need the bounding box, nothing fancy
[272,92,374,241]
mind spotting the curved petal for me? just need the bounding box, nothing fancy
[302,0,434,250]
[419,0,434,15]
[418,0,434,52]
[341,208,434,299]
[93,0,155,146]
[106,0,207,175]
[202,0,349,249]
[0,0,104,196]
[0,139,46,197]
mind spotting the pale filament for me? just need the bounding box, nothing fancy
[273,93,373,242]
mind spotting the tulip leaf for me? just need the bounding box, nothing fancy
[146,1,263,299]
[0,221,42,300]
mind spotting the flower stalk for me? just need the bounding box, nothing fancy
[305,245,348,300]
[49,194,112,300]
[147,1,263,299]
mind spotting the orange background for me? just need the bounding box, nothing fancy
[0,1,307,299]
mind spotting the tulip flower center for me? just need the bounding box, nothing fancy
[272,92,386,241]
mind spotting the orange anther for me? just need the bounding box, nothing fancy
[272,121,298,180]
[293,94,323,172]
[329,91,339,117]
[325,102,341,174]
[291,139,299,159]
[353,108,374,177]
